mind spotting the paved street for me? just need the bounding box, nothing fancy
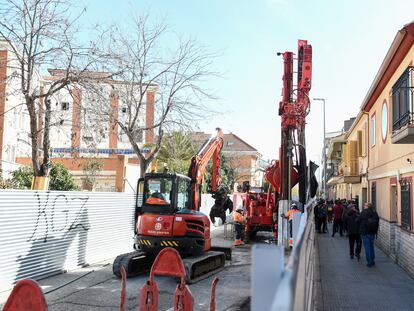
[0,227,252,311]
[316,226,414,311]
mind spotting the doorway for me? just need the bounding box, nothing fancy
[390,185,398,223]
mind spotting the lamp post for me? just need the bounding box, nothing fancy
[313,98,326,198]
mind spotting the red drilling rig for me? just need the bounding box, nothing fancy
[275,39,313,247]
[236,40,313,244]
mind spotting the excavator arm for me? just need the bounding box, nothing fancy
[188,128,224,210]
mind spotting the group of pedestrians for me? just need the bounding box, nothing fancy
[315,199,380,267]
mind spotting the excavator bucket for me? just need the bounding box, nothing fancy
[210,185,233,225]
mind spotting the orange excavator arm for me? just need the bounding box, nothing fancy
[188,128,224,210]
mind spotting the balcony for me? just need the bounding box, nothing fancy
[391,67,414,144]
[391,111,414,144]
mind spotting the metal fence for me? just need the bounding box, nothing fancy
[252,199,316,311]
[0,190,136,291]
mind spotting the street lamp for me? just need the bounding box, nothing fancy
[313,98,326,199]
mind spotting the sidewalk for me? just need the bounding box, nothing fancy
[317,226,414,311]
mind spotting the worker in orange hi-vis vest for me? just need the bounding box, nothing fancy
[283,203,301,238]
[146,191,169,205]
[233,207,246,246]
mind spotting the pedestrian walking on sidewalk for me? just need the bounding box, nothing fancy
[342,202,352,236]
[360,202,379,267]
[332,199,344,237]
[327,200,333,223]
[233,207,246,246]
[318,201,328,233]
[346,205,361,260]
[314,200,322,232]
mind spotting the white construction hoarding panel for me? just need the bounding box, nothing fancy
[0,190,135,291]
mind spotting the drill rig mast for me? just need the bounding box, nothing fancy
[277,40,312,248]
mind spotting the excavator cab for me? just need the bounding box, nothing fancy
[138,173,192,214]
[135,173,209,256]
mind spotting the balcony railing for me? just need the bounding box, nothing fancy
[393,111,414,133]
[392,67,414,133]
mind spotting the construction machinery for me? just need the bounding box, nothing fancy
[113,128,231,283]
[276,40,315,247]
[233,40,314,244]
[232,183,277,241]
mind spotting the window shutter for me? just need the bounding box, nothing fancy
[357,131,363,157]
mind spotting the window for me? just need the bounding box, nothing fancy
[177,178,191,210]
[144,178,172,205]
[357,130,363,156]
[121,107,128,113]
[392,67,412,132]
[134,130,143,143]
[401,180,411,231]
[370,114,376,147]
[61,102,70,111]
[83,136,93,142]
[227,141,234,146]
[381,101,388,142]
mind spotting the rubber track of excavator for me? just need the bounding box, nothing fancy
[183,251,226,284]
[113,249,229,283]
[113,251,154,278]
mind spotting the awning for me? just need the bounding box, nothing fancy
[338,176,361,184]
[327,176,341,186]
[327,175,361,186]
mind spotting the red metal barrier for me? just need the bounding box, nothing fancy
[120,266,127,311]
[209,277,219,311]
[4,248,219,311]
[3,279,47,311]
[140,248,194,311]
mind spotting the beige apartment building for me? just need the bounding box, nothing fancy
[328,21,414,276]
[330,112,369,209]
[361,21,414,275]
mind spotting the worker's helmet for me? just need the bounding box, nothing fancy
[291,203,298,210]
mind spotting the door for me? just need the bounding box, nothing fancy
[390,185,398,223]
[401,182,411,231]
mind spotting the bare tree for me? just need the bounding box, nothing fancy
[92,14,218,177]
[0,0,102,177]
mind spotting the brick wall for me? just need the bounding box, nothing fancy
[377,219,414,276]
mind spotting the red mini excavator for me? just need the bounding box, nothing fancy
[113,128,231,283]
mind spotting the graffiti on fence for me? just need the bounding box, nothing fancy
[28,192,90,243]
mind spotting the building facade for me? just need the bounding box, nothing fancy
[191,132,263,188]
[327,21,414,276]
[361,21,414,276]
[0,42,156,191]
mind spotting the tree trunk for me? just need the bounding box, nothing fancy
[40,97,51,176]
[140,159,148,178]
[27,97,41,176]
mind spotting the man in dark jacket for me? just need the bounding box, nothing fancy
[314,200,321,233]
[359,202,379,267]
[319,202,328,233]
[332,199,344,237]
[346,205,361,260]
